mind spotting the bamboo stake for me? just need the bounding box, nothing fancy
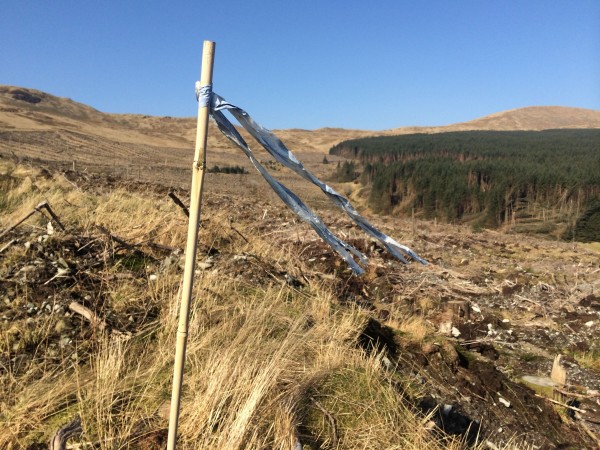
[166,40,215,450]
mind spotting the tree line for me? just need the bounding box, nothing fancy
[330,129,600,238]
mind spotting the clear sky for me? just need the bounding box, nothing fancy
[1,1,599,130]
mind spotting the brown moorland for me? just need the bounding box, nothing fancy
[1,86,600,449]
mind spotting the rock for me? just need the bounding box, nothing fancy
[442,404,453,416]
[158,400,171,420]
[572,283,595,296]
[381,356,392,369]
[451,326,461,338]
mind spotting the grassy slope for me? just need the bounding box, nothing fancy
[0,161,467,449]
[2,160,599,449]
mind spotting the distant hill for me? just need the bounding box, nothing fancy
[1,85,599,189]
[447,106,600,131]
[3,85,599,150]
[385,106,600,135]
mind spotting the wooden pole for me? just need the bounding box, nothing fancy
[166,40,215,450]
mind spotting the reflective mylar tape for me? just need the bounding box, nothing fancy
[197,86,427,274]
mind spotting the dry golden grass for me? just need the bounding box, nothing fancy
[0,160,482,450]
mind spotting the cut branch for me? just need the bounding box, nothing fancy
[0,200,65,240]
[168,189,190,217]
[42,202,66,231]
[0,239,16,254]
[69,301,107,332]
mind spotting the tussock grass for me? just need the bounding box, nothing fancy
[0,161,481,449]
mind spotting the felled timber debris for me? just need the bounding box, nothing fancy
[167,188,189,217]
[69,301,107,332]
[0,200,65,240]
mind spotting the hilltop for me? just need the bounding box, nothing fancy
[385,106,600,135]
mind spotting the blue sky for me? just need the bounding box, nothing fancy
[1,1,598,130]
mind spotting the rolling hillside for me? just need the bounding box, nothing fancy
[2,86,600,448]
[3,85,600,173]
[2,85,599,209]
